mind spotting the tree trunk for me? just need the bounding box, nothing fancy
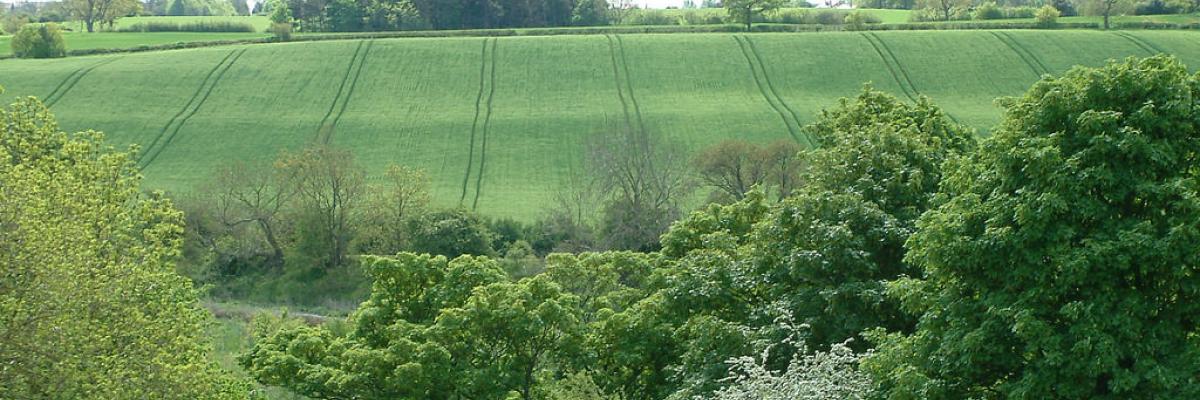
[258,219,285,268]
[86,19,95,32]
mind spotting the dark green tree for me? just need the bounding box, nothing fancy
[866,56,1200,399]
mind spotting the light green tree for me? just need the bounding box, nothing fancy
[866,56,1200,399]
[0,90,251,398]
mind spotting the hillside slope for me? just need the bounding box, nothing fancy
[2,30,1197,220]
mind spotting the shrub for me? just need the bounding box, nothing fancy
[844,10,871,30]
[1002,5,1037,18]
[1035,4,1059,26]
[11,23,65,59]
[621,9,675,25]
[974,2,1003,19]
[117,20,256,32]
[2,15,30,35]
[269,22,291,40]
[1135,0,1191,15]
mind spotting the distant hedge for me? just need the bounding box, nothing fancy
[117,21,257,33]
[3,21,1196,60]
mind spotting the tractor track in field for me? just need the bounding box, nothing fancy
[317,40,372,144]
[471,38,499,211]
[461,38,498,207]
[139,48,246,170]
[744,36,813,146]
[604,35,636,135]
[990,31,1049,78]
[44,57,120,108]
[861,32,962,124]
[614,35,646,135]
[1113,31,1167,56]
[734,35,806,146]
[862,32,920,102]
[326,40,374,145]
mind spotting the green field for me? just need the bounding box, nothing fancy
[1,30,1198,220]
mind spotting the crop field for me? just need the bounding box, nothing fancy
[1,30,1198,220]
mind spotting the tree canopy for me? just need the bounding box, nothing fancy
[0,90,250,398]
[866,55,1200,399]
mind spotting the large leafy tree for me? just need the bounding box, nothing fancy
[0,90,250,398]
[866,56,1200,399]
[242,253,583,400]
[723,0,783,30]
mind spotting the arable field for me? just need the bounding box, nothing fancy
[1,30,1197,220]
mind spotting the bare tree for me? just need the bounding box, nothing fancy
[693,140,768,202]
[693,139,804,202]
[277,145,365,267]
[761,139,803,201]
[357,164,431,255]
[207,160,294,268]
[65,0,139,32]
[588,128,693,251]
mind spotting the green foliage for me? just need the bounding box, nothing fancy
[866,56,1200,399]
[11,23,65,58]
[242,252,584,400]
[572,0,610,26]
[973,2,1003,19]
[268,0,292,23]
[724,0,785,28]
[409,208,497,258]
[0,94,250,398]
[1035,4,1060,25]
[118,20,257,32]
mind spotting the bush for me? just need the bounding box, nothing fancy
[3,15,30,35]
[1002,5,1037,18]
[621,9,675,25]
[1035,4,1059,26]
[11,23,65,59]
[117,20,256,32]
[844,10,871,30]
[974,2,1003,19]
[269,22,291,40]
[1135,0,1191,15]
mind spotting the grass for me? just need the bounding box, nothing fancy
[1,30,1199,220]
[209,313,313,399]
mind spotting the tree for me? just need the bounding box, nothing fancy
[866,56,1200,399]
[916,0,968,20]
[589,130,693,251]
[167,0,187,14]
[408,208,496,258]
[205,160,294,268]
[723,0,783,30]
[355,164,430,255]
[10,23,65,59]
[0,89,250,398]
[231,0,249,14]
[760,139,803,200]
[65,0,139,32]
[242,253,583,400]
[692,139,803,202]
[277,145,365,267]
[1078,0,1132,29]
[571,0,609,26]
[430,277,583,400]
[692,140,769,202]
